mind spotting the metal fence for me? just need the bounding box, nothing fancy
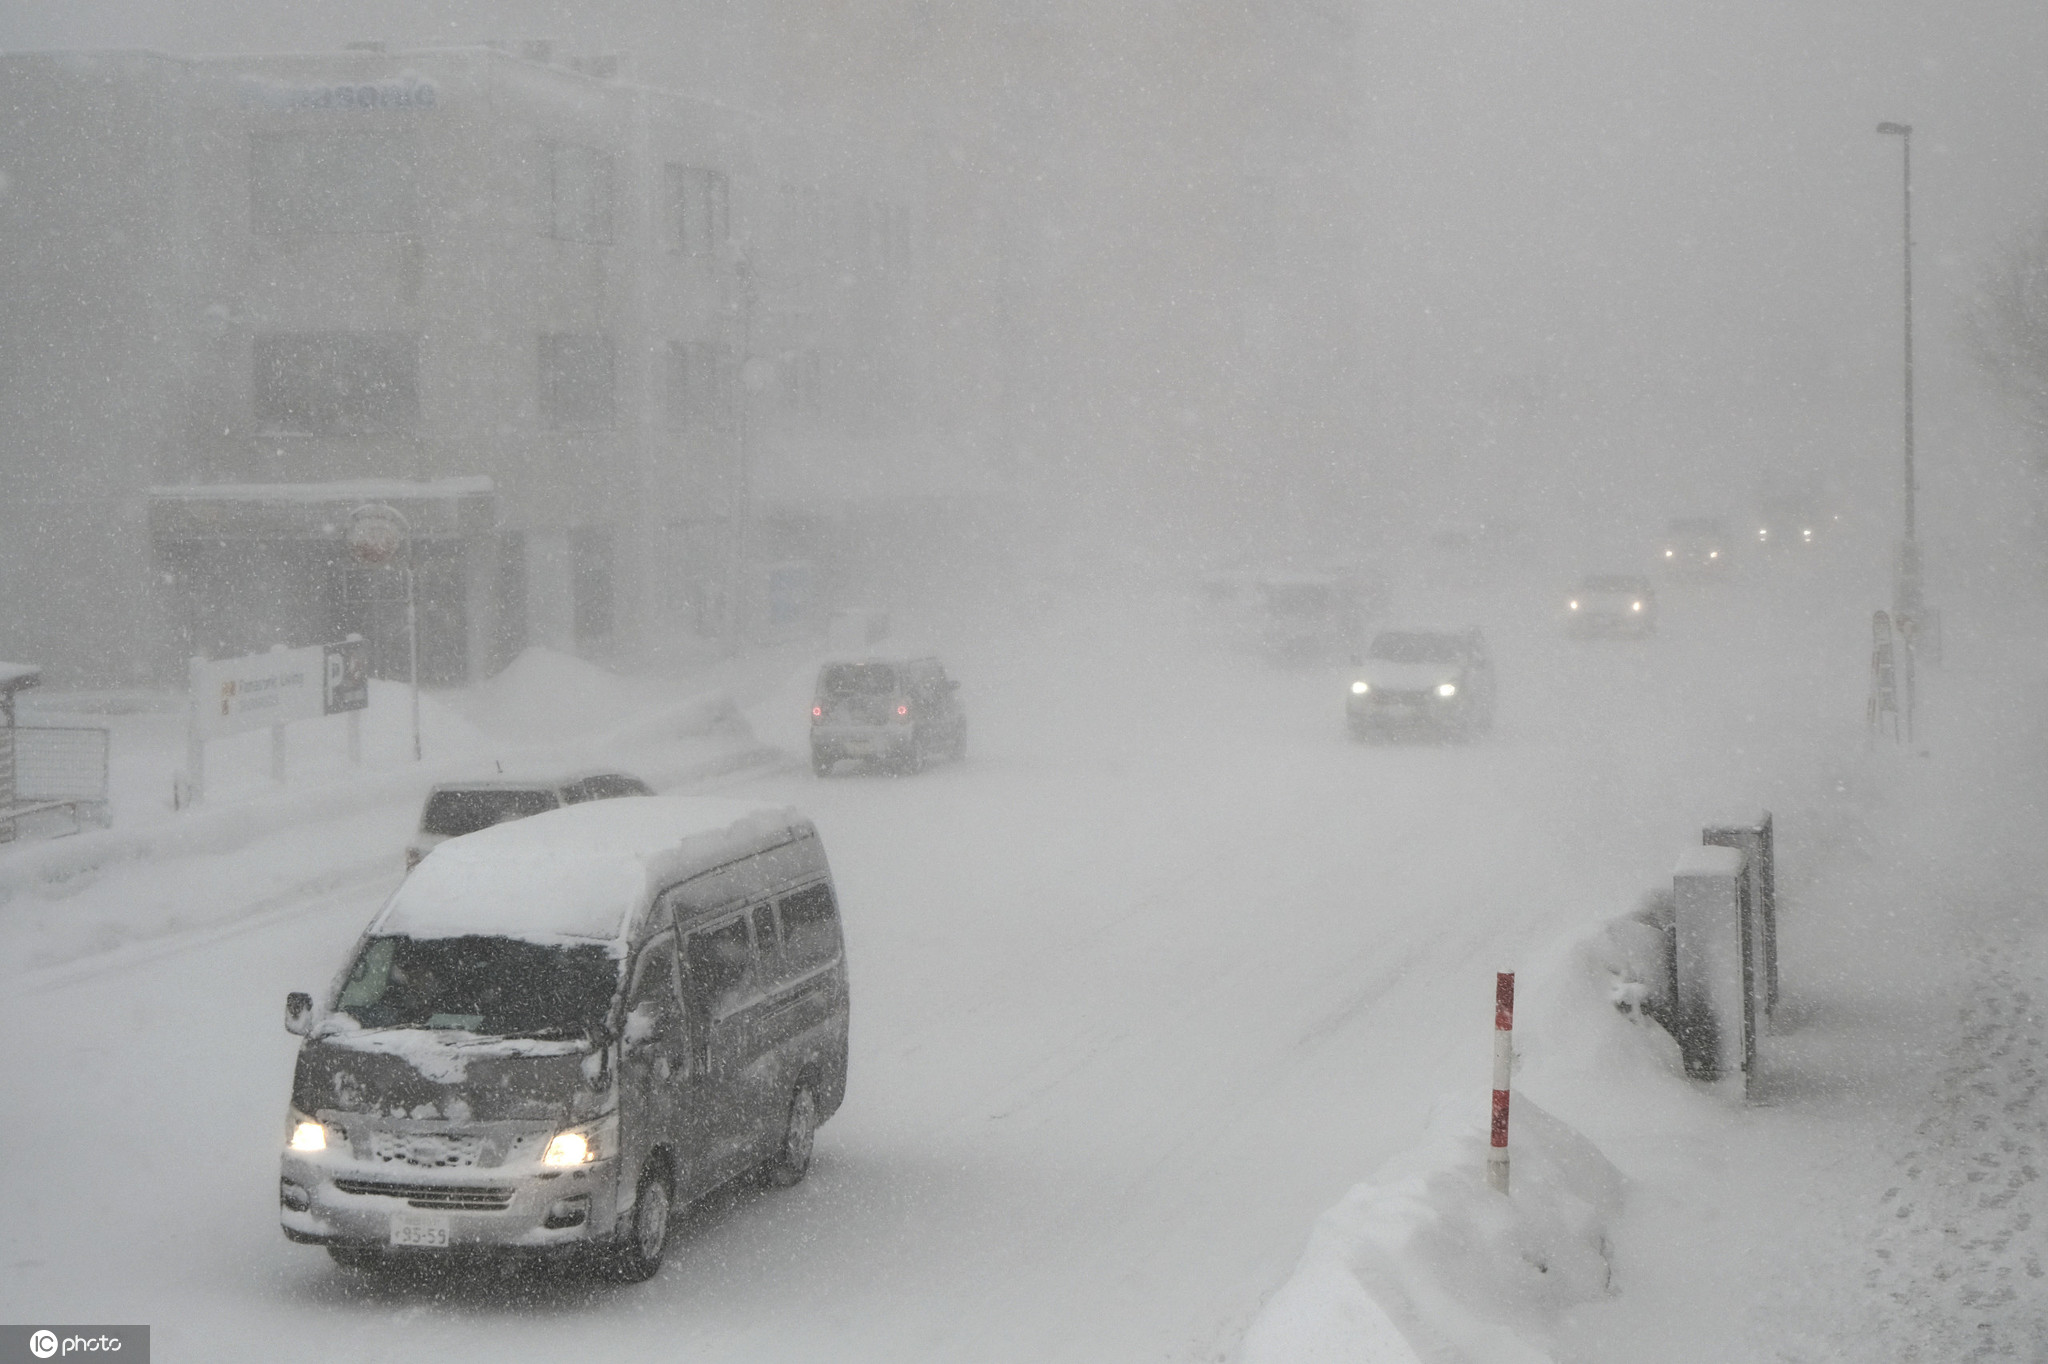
[2,725,110,843]
[15,726,109,801]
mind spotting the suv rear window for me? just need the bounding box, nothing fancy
[820,663,898,697]
[420,788,559,837]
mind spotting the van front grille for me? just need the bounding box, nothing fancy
[369,1130,483,1169]
[331,1178,514,1211]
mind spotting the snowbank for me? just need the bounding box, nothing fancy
[1239,1095,1624,1364]
[1239,905,1703,1364]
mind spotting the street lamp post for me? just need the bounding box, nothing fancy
[1876,121,1919,740]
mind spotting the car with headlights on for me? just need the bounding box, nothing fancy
[1659,516,1732,574]
[1565,574,1657,637]
[281,797,849,1282]
[1346,629,1496,740]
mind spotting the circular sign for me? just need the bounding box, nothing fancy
[345,507,406,566]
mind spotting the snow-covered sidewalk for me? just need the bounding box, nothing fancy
[0,646,792,982]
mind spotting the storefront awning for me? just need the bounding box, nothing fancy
[148,478,495,541]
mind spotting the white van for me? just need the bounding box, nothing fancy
[280,796,850,1281]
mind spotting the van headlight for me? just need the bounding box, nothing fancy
[544,1114,616,1166]
[1350,680,1369,695]
[288,1109,329,1152]
[1435,682,1457,698]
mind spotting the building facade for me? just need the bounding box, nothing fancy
[0,44,944,686]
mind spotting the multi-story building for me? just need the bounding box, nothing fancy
[0,43,943,686]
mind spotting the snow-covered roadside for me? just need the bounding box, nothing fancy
[1237,599,2048,1363]
[0,647,787,982]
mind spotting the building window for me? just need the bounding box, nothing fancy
[665,166,729,257]
[665,340,735,433]
[571,525,615,642]
[251,131,419,236]
[539,333,615,429]
[253,332,419,435]
[546,143,614,243]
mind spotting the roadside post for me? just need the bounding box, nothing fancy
[1489,971,1514,1194]
[346,503,420,761]
[1868,610,1900,745]
[1672,844,1753,1092]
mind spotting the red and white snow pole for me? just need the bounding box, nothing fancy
[1488,971,1514,1194]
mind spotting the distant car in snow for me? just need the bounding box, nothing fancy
[809,656,966,775]
[1346,629,1496,741]
[404,771,655,872]
[1565,574,1657,637]
[1659,517,1732,574]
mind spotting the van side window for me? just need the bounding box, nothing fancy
[684,917,756,1018]
[777,882,841,975]
[751,903,781,981]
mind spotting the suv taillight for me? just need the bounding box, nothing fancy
[894,704,910,721]
[812,705,823,723]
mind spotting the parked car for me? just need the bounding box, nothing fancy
[1566,574,1657,637]
[1346,629,1496,740]
[405,771,655,872]
[281,796,850,1282]
[809,656,966,775]
[1660,517,1732,573]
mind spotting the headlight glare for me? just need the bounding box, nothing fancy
[289,1117,326,1152]
[543,1115,614,1166]
[1350,680,1369,695]
[544,1131,591,1166]
[1631,600,1643,611]
[1435,682,1457,698]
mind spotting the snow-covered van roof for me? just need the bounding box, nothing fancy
[375,796,808,946]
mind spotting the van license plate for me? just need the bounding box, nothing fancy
[390,1212,450,1247]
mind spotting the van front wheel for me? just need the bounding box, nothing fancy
[604,1162,673,1283]
[765,1087,818,1188]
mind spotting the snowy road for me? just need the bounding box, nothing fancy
[0,559,1876,1360]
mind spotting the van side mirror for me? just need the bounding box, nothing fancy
[285,992,315,1036]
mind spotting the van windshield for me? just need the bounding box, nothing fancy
[820,663,898,696]
[335,934,618,1038]
[420,788,558,837]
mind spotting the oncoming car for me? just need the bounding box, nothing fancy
[405,772,654,872]
[281,797,850,1282]
[1566,575,1657,637]
[1660,517,1731,573]
[809,656,966,775]
[1346,629,1496,740]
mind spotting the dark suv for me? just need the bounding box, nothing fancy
[810,657,966,775]
[404,771,654,871]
